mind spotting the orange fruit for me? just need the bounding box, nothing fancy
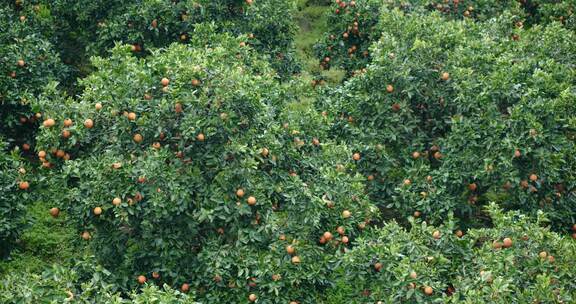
[374,262,382,271]
[323,231,333,241]
[137,275,147,284]
[424,286,433,295]
[441,72,450,81]
[161,78,170,87]
[386,84,394,93]
[127,112,136,121]
[43,118,55,128]
[191,79,201,86]
[93,207,102,216]
[62,129,71,138]
[468,183,477,191]
[18,181,29,190]
[492,241,502,249]
[529,174,538,182]
[502,237,513,248]
[181,283,190,292]
[197,133,205,141]
[17,59,25,67]
[247,196,256,206]
[236,188,245,198]
[81,231,91,240]
[409,271,417,279]
[412,151,420,159]
[337,226,345,235]
[248,294,257,302]
[403,179,412,186]
[539,251,547,259]
[49,207,59,217]
[63,119,73,127]
[291,256,301,264]
[261,148,269,157]
[342,210,351,218]
[352,152,360,161]
[432,230,441,239]
[286,245,295,255]
[84,119,94,128]
[133,133,143,143]
[95,103,103,110]
[341,236,349,244]
[514,149,521,158]
[152,272,160,279]
[175,103,183,113]
[455,230,463,237]
[112,197,121,206]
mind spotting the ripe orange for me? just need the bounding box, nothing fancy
[197,133,205,141]
[248,293,257,302]
[112,197,121,206]
[441,72,450,81]
[63,119,73,127]
[181,283,190,292]
[247,196,256,206]
[424,286,433,295]
[342,210,351,218]
[18,181,29,190]
[286,245,295,255]
[413,211,421,218]
[62,129,71,138]
[502,237,513,248]
[128,112,136,121]
[93,207,102,216]
[529,174,538,182]
[514,149,521,158]
[492,241,502,249]
[341,236,349,244]
[22,143,30,151]
[412,151,420,159]
[81,231,91,240]
[152,272,160,279]
[236,188,245,198]
[137,275,147,284]
[161,78,170,87]
[17,59,25,67]
[49,207,59,217]
[386,84,394,93]
[352,152,360,161]
[409,271,417,279]
[191,79,201,86]
[432,230,441,239]
[84,119,94,129]
[455,230,463,238]
[152,142,161,149]
[175,103,183,113]
[403,179,412,186]
[337,226,345,235]
[433,151,442,159]
[133,133,143,143]
[261,148,269,157]
[95,103,103,110]
[539,251,547,259]
[291,256,301,264]
[43,118,55,128]
[468,183,477,191]
[374,262,382,271]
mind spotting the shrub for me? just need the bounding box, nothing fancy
[0,141,31,258]
[314,0,575,76]
[326,204,576,303]
[33,30,377,302]
[31,0,300,78]
[317,10,576,229]
[0,261,198,303]
[0,5,67,145]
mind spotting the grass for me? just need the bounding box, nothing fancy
[0,201,80,276]
[293,0,345,84]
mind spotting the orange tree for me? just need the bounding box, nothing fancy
[314,0,574,76]
[0,5,67,147]
[0,140,31,258]
[1,260,198,303]
[33,28,377,302]
[316,10,576,230]
[325,204,576,303]
[26,0,300,79]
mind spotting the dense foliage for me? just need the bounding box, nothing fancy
[0,5,67,145]
[1,0,575,303]
[315,0,575,75]
[318,10,576,230]
[0,141,30,258]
